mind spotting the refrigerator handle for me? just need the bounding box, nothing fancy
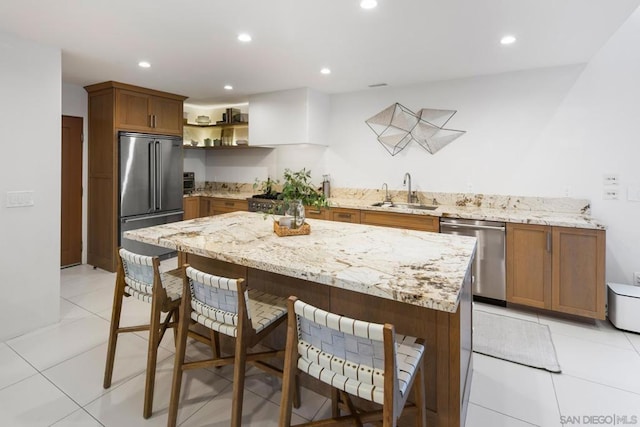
[149,141,156,212]
[156,141,162,210]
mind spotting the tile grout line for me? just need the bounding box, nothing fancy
[468,402,540,426]
[549,329,638,351]
[549,373,566,427]
[559,372,640,397]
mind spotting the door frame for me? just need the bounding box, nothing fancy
[61,115,84,267]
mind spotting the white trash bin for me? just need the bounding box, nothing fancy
[608,282,640,334]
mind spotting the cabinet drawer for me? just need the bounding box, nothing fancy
[329,208,360,223]
[361,211,438,232]
[211,198,248,214]
[305,206,328,220]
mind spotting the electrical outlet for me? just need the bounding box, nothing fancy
[466,183,473,193]
[563,186,571,197]
[603,189,619,200]
[603,173,620,185]
[634,272,640,286]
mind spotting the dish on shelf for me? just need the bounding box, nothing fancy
[236,139,249,146]
[190,140,199,146]
[195,115,211,124]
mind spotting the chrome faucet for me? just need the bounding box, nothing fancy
[382,183,391,203]
[403,173,416,203]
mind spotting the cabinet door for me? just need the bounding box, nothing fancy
[329,208,361,223]
[151,96,183,135]
[361,211,438,232]
[200,197,214,217]
[183,197,200,220]
[552,227,605,319]
[116,89,152,131]
[506,223,551,309]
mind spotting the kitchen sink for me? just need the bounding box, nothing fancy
[370,202,438,211]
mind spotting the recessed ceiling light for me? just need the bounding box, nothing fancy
[360,0,378,9]
[237,33,252,42]
[138,61,151,68]
[320,68,331,75]
[500,35,516,45]
[224,85,233,90]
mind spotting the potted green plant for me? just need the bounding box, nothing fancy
[279,168,328,228]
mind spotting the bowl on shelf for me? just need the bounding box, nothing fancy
[195,115,211,125]
[190,140,199,146]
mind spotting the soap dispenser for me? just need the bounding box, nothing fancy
[322,174,331,198]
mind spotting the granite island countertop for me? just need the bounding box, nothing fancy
[124,211,477,313]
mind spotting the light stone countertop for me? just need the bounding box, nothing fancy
[124,211,477,313]
[184,188,606,230]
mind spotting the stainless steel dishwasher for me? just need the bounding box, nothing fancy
[440,218,506,305]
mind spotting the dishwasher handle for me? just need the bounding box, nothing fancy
[440,222,506,232]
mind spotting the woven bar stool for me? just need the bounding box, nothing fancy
[279,296,426,427]
[103,248,188,419]
[167,265,300,427]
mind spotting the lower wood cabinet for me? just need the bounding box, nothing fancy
[183,197,200,220]
[506,223,605,319]
[361,210,439,232]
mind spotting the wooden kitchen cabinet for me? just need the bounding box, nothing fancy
[183,196,200,220]
[361,210,439,232]
[329,208,361,223]
[200,197,214,217]
[84,81,186,272]
[551,226,606,319]
[506,223,552,309]
[115,88,184,135]
[506,223,605,319]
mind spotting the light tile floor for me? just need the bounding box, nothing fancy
[1,261,639,426]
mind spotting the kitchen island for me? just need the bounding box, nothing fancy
[124,211,477,426]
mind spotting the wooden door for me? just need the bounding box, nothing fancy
[552,227,606,319]
[506,223,551,309]
[61,116,83,267]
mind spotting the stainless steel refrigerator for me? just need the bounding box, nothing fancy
[119,132,183,258]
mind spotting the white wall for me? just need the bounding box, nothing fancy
[61,82,88,264]
[324,9,640,284]
[0,31,61,340]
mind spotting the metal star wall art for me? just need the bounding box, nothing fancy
[365,103,466,156]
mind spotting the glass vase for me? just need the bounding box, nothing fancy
[286,199,305,229]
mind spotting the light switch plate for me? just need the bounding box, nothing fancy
[6,191,35,208]
[603,189,619,200]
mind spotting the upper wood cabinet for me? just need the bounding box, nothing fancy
[84,81,186,272]
[115,88,184,135]
[86,81,186,136]
[361,210,439,232]
[506,223,605,319]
